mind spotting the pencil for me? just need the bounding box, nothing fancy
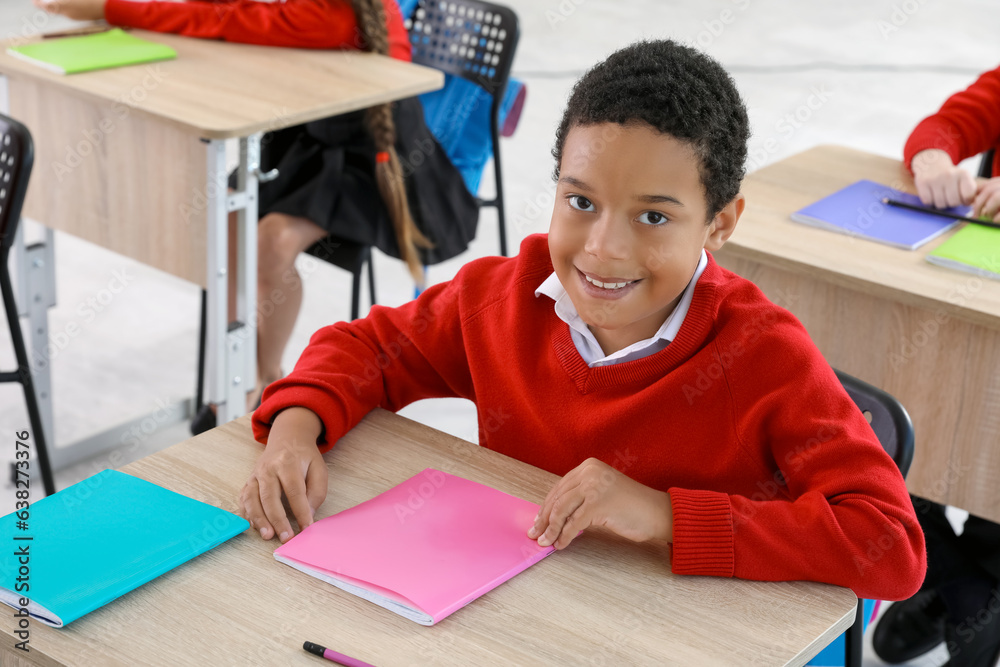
[303,641,376,667]
[41,24,114,40]
[881,197,1000,230]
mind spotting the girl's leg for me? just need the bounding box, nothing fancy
[255,212,328,404]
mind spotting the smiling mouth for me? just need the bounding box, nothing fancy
[582,273,638,290]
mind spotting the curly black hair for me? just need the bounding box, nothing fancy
[552,40,750,219]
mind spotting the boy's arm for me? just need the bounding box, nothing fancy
[103,0,363,49]
[252,271,474,453]
[669,321,926,602]
[242,272,474,543]
[904,66,1000,172]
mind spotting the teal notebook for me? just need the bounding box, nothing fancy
[926,223,1000,280]
[6,28,176,75]
[0,469,248,627]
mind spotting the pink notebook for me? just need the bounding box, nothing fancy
[273,469,556,625]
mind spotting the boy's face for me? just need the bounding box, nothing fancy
[548,122,743,355]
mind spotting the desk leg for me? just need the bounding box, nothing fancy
[23,228,56,449]
[204,137,259,424]
[233,136,259,414]
[9,215,57,460]
[6,225,57,496]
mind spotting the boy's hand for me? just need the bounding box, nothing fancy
[239,407,328,544]
[911,148,976,209]
[32,0,105,21]
[972,177,1000,223]
[527,458,672,550]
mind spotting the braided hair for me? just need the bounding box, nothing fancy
[351,0,432,284]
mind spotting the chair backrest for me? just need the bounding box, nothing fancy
[0,114,34,252]
[834,369,914,478]
[978,148,995,179]
[405,0,519,100]
[836,369,915,667]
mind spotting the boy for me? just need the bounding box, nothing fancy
[241,40,925,601]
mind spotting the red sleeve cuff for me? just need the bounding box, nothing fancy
[903,117,966,174]
[251,387,341,454]
[668,488,735,577]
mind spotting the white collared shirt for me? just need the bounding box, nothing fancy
[534,250,708,367]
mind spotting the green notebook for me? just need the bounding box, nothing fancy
[927,223,1000,280]
[6,28,176,75]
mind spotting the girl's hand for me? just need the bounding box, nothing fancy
[972,177,1000,223]
[239,407,328,543]
[32,0,106,21]
[911,148,976,209]
[527,458,673,550]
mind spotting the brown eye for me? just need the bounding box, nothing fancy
[569,195,594,211]
[639,211,668,225]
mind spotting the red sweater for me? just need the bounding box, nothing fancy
[904,65,1000,177]
[253,235,926,600]
[105,0,412,60]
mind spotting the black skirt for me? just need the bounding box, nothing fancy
[246,96,479,265]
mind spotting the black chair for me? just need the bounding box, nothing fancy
[0,114,55,496]
[407,0,520,258]
[309,0,522,321]
[834,369,915,667]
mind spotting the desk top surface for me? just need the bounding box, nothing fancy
[731,145,1000,328]
[0,30,444,139]
[0,410,856,667]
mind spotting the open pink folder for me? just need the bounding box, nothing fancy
[273,469,556,625]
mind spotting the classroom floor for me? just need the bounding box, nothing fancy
[1,1,997,665]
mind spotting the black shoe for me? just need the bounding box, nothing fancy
[872,589,948,663]
[942,592,1000,667]
[190,404,217,435]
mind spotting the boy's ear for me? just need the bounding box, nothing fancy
[704,193,745,251]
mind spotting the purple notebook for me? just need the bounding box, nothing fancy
[791,179,968,250]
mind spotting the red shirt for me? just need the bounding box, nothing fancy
[253,234,926,601]
[105,0,412,61]
[904,65,1000,176]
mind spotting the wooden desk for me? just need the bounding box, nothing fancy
[0,32,443,465]
[715,145,1000,522]
[0,410,857,666]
